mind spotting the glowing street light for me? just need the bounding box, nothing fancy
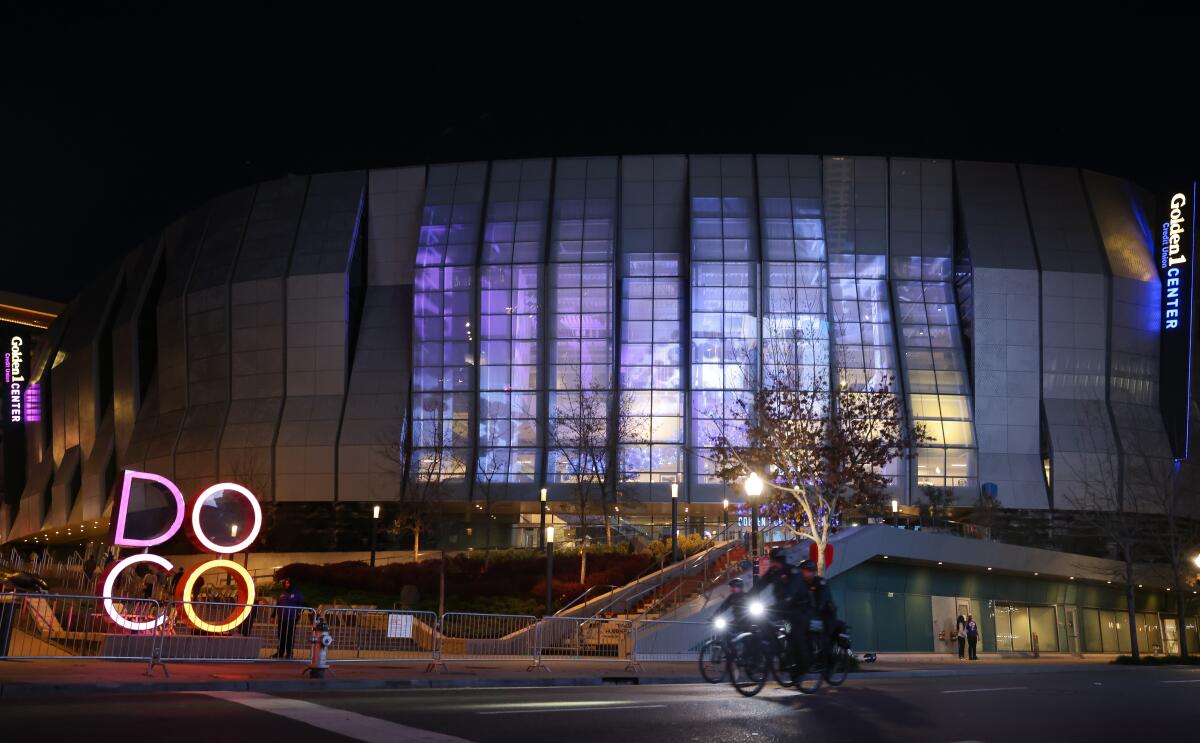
[744,473,763,586]
[539,487,548,549]
[670,482,680,562]
[370,504,381,567]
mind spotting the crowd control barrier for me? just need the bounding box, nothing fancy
[0,592,161,662]
[630,618,710,662]
[321,608,439,663]
[438,612,538,662]
[532,616,635,670]
[1,592,723,674]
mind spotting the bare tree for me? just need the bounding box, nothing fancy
[385,404,458,616]
[473,445,505,572]
[1059,407,1152,661]
[547,370,638,583]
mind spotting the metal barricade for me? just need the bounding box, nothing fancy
[0,592,161,661]
[534,616,634,669]
[321,608,439,663]
[438,612,537,662]
[154,599,317,665]
[630,618,710,663]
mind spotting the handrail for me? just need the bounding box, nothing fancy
[555,584,619,615]
[592,539,738,617]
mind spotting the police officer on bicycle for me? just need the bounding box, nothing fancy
[715,577,750,631]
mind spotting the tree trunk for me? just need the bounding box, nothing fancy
[604,509,613,546]
[438,547,446,618]
[1176,571,1190,659]
[413,522,421,565]
[484,500,493,571]
[1124,558,1140,661]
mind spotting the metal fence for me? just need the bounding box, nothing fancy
[1,592,717,671]
[0,592,161,661]
[322,608,439,663]
[630,619,709,662]
[439,612,538,661]
[155,600,318,663]
[535,616,634,666]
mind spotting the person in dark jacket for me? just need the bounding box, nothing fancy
[273,579,306,659]
[956,614,967,659]
[715,577,750,630]
[965,614,979,660]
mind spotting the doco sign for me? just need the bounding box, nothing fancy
[97,470,263,633]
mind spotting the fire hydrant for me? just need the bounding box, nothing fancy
[303,619,334,679]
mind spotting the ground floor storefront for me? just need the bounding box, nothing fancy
[829,560,1198,655]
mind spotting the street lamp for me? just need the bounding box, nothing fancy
[370,504,381,567]
[744,472,763,586]
[545,526,555,616]
[670,482,680,562]
[722,498,729,540]
[891,499,899,528]
[539,487,548,549]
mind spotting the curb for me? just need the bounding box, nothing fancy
[0,663,1141,699]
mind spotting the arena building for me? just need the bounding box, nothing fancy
[1,155,1195,554]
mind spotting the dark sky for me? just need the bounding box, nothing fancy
[2,11,1195,303]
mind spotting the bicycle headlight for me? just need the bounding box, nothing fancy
[749,600,765,617]
[714,617,727,630]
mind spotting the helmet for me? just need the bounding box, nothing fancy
[728,578,745,590]
[796,559,817,572]
[768,547,789,563]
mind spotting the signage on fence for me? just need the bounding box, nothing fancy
[97,470,263,633]
[387,614,414,639]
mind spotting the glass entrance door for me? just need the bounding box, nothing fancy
[1163,617,1180,655]
[1065,606,1080,656]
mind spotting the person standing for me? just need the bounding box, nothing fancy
[273,578,305,659]
[956,614,967,660]
[965,614,979,660]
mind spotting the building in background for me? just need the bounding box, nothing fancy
[0,157,1193,556]
[0,291,63,528]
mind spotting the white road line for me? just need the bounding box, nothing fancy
[192,691,472,743]
[940,686,1027,694]
[1161,679,1200,684]
[477,704,667,715]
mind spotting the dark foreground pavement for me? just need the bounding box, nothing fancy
[3,666,1199,742]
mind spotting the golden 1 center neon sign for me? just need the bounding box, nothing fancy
[97,470,263,633]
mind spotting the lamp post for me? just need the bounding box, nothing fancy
[670,482,680,562]
[891,499,899,528]
[722,498,729,540]
[744,472,763,586]
[370,504,381,567]
[545,526,555,616]
[539,487,547,549]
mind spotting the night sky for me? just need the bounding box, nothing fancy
[3,11,1195,303]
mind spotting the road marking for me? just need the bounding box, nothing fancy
[1161,679,1200,684]
[477,703,667,715]
[193,691,471,743]
[940,686,1027,694]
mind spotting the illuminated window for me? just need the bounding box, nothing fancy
[548,159,617,482]
[477,160,550,484]
[411,164,485,481]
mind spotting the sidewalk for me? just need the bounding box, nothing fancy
[0,653,1122,699]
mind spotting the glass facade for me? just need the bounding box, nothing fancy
[689,156,758,482]
[411,163,486,481]
[894,256,977,487]
[547,158,617,482]
[477,160,551,484]
[619,157,686,483]
[404,155,979,497]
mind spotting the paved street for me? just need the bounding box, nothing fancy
[3,666,1199,742]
